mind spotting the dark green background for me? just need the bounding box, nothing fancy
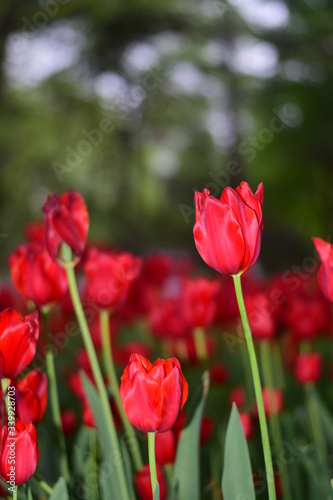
[0,0,332,274]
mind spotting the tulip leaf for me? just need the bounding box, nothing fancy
[49,477,69,500]
[153,483,160,500]
[221,403,255,500]
[120,437,137,500]
[173,371,210,500]
[81,372,124,499]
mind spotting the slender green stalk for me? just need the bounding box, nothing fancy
[64,247,130,500]
[13,486,17,500]
[38,480,53,495]
[306,384,327,458]
[239,338,254,403]
[43,312,70,482]
[272,343,303,498]
[260,341,292,500]
[193,327,207,360]
[233,274,276,500]
[148,432,158,497]
[100,309,143,472]
[273,341,285,389]
[1,378,9,413]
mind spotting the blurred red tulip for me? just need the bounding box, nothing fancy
[9,243,68,308]
[254,388,283,417]
[0,420,39,486]
[135,464,167,500]
[155,430,176,465]
[229,387,246,410]
[42,191,89,264]
[61,410,78,435]
[284,293,331,340]
[210,363,228,385]
[15,370,48,425]
[193,182,264,275]
[84,248,142,310]
[182,277,219,328]
[0,308,39,379]
[240,413,254,440]
[313,237,333,302]
[120,354,188,433]
[244,291,276,340]
[294,352,322,384]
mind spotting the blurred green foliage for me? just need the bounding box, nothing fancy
[0,0,333,273]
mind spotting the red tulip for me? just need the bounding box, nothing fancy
[209,363,228,385]
[15,370,48,425]
[244,291,276,340]
[42,191,89,264]
[193,181,264,275]
[0,420,39,486]
[229,387,246,410]
[0,309,39,379]
[135,464,167,500]
[294,352,322,384]
[155,430,176,465]
[84,248,142,310]
[61,410,78,435]
[254,388,283,417]
[313,238,333,302]
[149,296,192,339]
[240,413,254,440]
[284,293,330,340]
[182,277,219,328]
[120,354,188,433]
[9,243,68,308]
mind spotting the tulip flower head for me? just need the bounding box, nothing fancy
[0,308,39,379]
[120,354,188,433]
[9,243,68,308]
[42,191,89,266]
[313,237,333,302]
[0,420,39,486]
[15,370,48,425]
[294,352,322,385]
[193,181,264,276]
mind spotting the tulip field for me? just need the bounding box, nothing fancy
[1,183,333,500]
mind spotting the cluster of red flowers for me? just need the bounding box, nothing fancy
[0,182,332,499]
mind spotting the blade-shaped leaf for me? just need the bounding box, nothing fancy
[81,372,127,499]
[222,403,255,500]
[49,478,69,500]
[153,483,160,500]
[173,371,209,500]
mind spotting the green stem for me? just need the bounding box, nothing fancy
[38,480,53,495]
[13,486,17,500]
[239,337,254,404]
[193,327,207,361]
[260,342,293,500]
[232,274,276,500]
[306,384,327,458]
[64,249,130,500]
[1,378,9,413]
[100,309,143,472]
[273,341,285,390]
[43,312,70,483]
[148,432,158,497]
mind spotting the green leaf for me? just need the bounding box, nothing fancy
[311,387,333,448]
[153,483,160,500]
[81,372,124,499]
[173,371,209,500]
[49,478,69,500]
[26,485,33,500]
[221,403,255,500]
[120,438,136,500]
